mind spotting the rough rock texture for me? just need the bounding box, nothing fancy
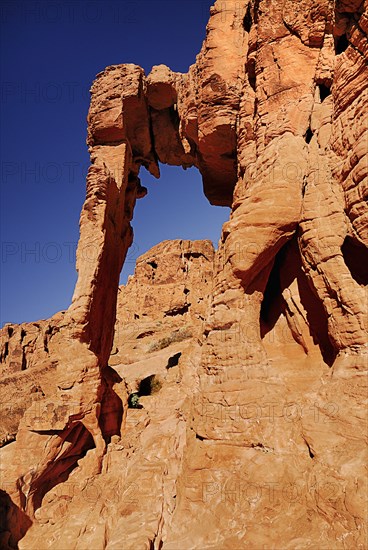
[0,240,215,549]
[116,239,214,327]
[0,314,64,448]
[1,0,367,548]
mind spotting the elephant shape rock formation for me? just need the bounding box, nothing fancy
[0,0,367,548]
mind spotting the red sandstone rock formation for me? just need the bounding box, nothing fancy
[1,0,367,548]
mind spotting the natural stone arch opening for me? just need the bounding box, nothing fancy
[68,54,367,375]
[68,60,242,367]
[120,163,230,285]
[1,1,368,547]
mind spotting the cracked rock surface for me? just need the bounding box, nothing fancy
[1,1,367,548]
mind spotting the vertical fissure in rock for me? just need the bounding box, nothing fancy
[21,349,27,371]
[260,253,282,331]
[1,341,9,362]
[303,437,315,459]
[149,538,163,550]
[43,328,51,354]
[253,0,260,23]
[243,4,252,32]
[304,126,313,144]
[247,59,256,92]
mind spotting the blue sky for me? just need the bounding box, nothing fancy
[0,0,230,326]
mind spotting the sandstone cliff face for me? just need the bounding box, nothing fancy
[1,0,367,548]
[0,315,63,448]
[0,240,214,548]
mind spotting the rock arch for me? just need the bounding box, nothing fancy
[1,0,367,546]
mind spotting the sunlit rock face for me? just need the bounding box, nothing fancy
[1,0,367,548]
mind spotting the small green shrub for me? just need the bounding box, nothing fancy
[128,393,141,408]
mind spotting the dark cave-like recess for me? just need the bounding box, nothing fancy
[341,236,368,286]
[260,238,336,366]
[335,33,349,54]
